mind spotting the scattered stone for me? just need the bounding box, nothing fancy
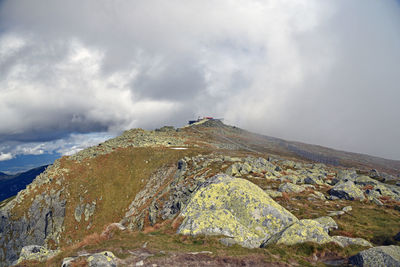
[278,183,306,194]
[62,252,117,267]
[354,175,379,186]
[329,181,366,201]
[343,206,352,212]
[178,174,298,248]
[369,169,380,179]
[349,245,400,267]
[313,216,338,233]
[310,191,326,200]
[328,211,345,217]
[136,260,144,266]
[304,176,323,185]
[331,236,373,248]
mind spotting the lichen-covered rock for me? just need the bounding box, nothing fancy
[278,176,301,184]
[263,219,332,246]
[87,251,117,267]
[62,251,117,267]
[264,189,283,198]
[309,191,326,200]
[329,180,365,201]
[313,216,338,233]
[331,236,373,248]
[278,182,306,193]
[304,176,324,185]
[343,206,352,212]
[225,162,252,176]
[178,174,298,248]
[354,175,379,186]
[349,245,400,267]
[15,245,58,264]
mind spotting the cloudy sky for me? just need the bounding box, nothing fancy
[0,0,400,171]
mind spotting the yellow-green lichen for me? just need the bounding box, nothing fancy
[178,174,298,248]
[268,219,332,246]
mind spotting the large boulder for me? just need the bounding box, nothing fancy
[178,174,298,248]
[263,219,332,246]
[349,245,400,267]
[329,180,366,201]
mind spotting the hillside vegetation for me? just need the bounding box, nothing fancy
[1,120,400,266]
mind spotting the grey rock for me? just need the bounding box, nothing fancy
[264,189,283,198]
[278,182,306,193]
[263,219,332,246]
[331,236,373,248]
[87,251,117,267]
[354,175,379,186]
[349,245,400,267]
[329,180,366,201]
[62,251,117,267]
[313,216,338,233]
[343,206,352,212]
[328,210,345,217]
[14,245,58,265]
[0,167,66,267]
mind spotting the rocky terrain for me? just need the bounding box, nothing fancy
[1,119,400,266]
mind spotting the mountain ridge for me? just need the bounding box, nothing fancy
[1,120,400,266]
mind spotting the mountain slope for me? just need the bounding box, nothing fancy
[1,120,400,266]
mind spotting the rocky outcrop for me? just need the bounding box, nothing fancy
[349,245,400,267]
[0,163,66,266]
[178,174,298,248]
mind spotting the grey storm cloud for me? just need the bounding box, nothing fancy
[0,0,400,160]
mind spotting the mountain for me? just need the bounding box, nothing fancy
[0,172,11,180]
[1,120,400,266]
[0,165,48,202]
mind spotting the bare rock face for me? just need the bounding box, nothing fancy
[0,163,66,267]
[177,174,298,248]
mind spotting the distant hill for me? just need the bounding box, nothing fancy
[0,165,47,202]
[0,172,11,180]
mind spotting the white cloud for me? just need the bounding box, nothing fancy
[0,153,13,161]
[0,0,399,160]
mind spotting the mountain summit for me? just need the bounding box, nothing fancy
[1,120,400,266]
